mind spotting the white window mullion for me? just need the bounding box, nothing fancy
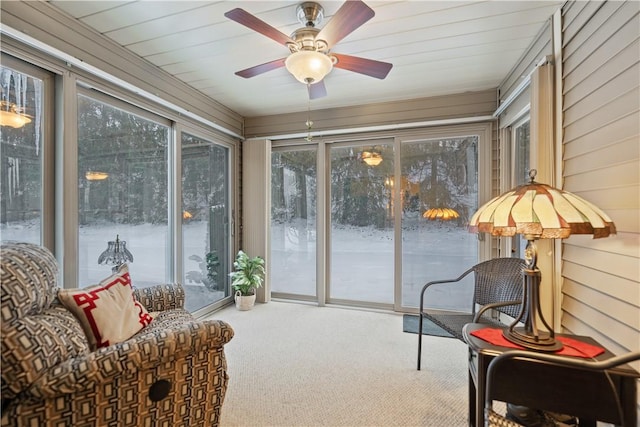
[59,70,78,289]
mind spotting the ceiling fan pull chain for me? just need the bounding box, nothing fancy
[305,92,313,142]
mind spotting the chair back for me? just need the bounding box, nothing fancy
[472,258,526,318]
[1,242,89,400]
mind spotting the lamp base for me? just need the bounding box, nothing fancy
[503,327,563,352]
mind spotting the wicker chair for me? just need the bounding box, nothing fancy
[484,350,640,427]
[417,257,526,370]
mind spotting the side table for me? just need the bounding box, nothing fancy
[462,323,639,427]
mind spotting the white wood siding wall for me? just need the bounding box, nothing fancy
[560,0,640,355]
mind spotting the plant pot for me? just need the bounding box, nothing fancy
[234,290,256,311]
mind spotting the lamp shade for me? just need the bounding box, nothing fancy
[97,235,134,268]
[285,51,333,84]
[468,171,616,351]
[468,180,616,239]
[86,171,109,181]
[423,207,460,221]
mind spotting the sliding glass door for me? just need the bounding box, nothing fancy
[271,147,317,298]
[329,142,394,305]
[400,136,479,311]
[181,132,231,311]
[269,125,489,310]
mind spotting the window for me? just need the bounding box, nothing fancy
[513,119,530,186]
[511,118,530,258]
[0,59,50,245]
[271,147,317,297]
[269,125,490,310]
[0,49,236,313]
[181,132,231,311]
[77,92,170,288]
[329,142,395,305]
[401,136,479,310]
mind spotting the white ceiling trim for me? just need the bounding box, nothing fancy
[264,115,495,141]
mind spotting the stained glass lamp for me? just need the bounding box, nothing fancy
[468,170,616,351]
[423,207,460,221]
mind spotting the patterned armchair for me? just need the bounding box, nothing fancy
[1,242,234,427]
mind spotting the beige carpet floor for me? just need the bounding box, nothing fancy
[210,300,470,426]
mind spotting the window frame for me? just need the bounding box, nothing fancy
[0,45,238,314]
[176,124,236,314]
[0,53,55,249]
[509,115,531,259]
[271,122,493,312]
[75,87,172,288]
[270,144,319,302]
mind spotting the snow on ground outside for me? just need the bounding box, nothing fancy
[2,216,477,312]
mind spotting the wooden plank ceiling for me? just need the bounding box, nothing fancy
[48,0,563,118]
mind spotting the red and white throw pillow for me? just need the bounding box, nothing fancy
[58,264,153,350]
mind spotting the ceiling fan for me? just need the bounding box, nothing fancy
[224,0,393,99]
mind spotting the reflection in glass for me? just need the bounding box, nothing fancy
[182,133,230,311]
[97,234,134,272]
[513,120,531,258]
[330,144,394,304]
[0,66,43,244]
[515,120,531,186]
[401,137,479,310]
[77,94,169,289]
[271,149,317,297]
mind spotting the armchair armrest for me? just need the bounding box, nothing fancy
[133,283,185,311]
[27,319,233,398]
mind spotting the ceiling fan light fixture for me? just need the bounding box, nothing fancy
[362,150,383,166]
[0,101,31,129]
[285,50,333,85]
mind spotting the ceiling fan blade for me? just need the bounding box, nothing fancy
[225,8,295,47]
[235,58,287,78]
[332,53,393,79]
[316,0,375,49]
[308,81,327,99]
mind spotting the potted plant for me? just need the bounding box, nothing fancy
[230,250,265,310]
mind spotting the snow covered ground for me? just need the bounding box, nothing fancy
[2,216,477,312]
[271,214,476,311]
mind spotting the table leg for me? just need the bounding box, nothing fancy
[468,370,476,427]
[475,360,485,427]
[621,377,638,427]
